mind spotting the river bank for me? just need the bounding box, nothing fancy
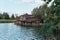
[0,19,15,23]
[14,20,43,27]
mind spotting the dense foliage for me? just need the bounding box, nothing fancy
[11,14,15,19]
[0,12,15,19]
[3,12,10,19]
[32,0,60,40]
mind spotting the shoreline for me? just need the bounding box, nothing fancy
[0,19,15,23]
[14,21,43,27]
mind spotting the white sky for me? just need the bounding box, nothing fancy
[0,0,53,16]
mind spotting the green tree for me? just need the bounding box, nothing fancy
[32,3,48,19]
[32,7,40,18]
[11,14,15,19]
[3,12,10,19]
[0,13,2,19]
[33,0,60,40]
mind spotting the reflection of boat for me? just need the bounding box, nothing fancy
[14,13,43,27]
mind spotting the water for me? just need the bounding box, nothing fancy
[0,23,43,40]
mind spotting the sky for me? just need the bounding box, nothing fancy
[0,0,46,15]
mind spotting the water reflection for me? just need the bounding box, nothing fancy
[0,23,44,40]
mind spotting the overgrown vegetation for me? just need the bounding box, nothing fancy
[32,0,60,40]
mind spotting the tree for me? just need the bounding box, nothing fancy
[3,12,10,19]
[0,13,2,19]
[43,0,52,4]
[32,3,48,19]
[33,0,60,40]
[32,7,40,18]
[11,14,15,19]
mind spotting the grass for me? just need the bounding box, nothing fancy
[0,19,15,23]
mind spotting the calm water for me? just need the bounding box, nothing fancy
[0,23,44,40]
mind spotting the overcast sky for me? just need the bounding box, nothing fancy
[0,0,46,15]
